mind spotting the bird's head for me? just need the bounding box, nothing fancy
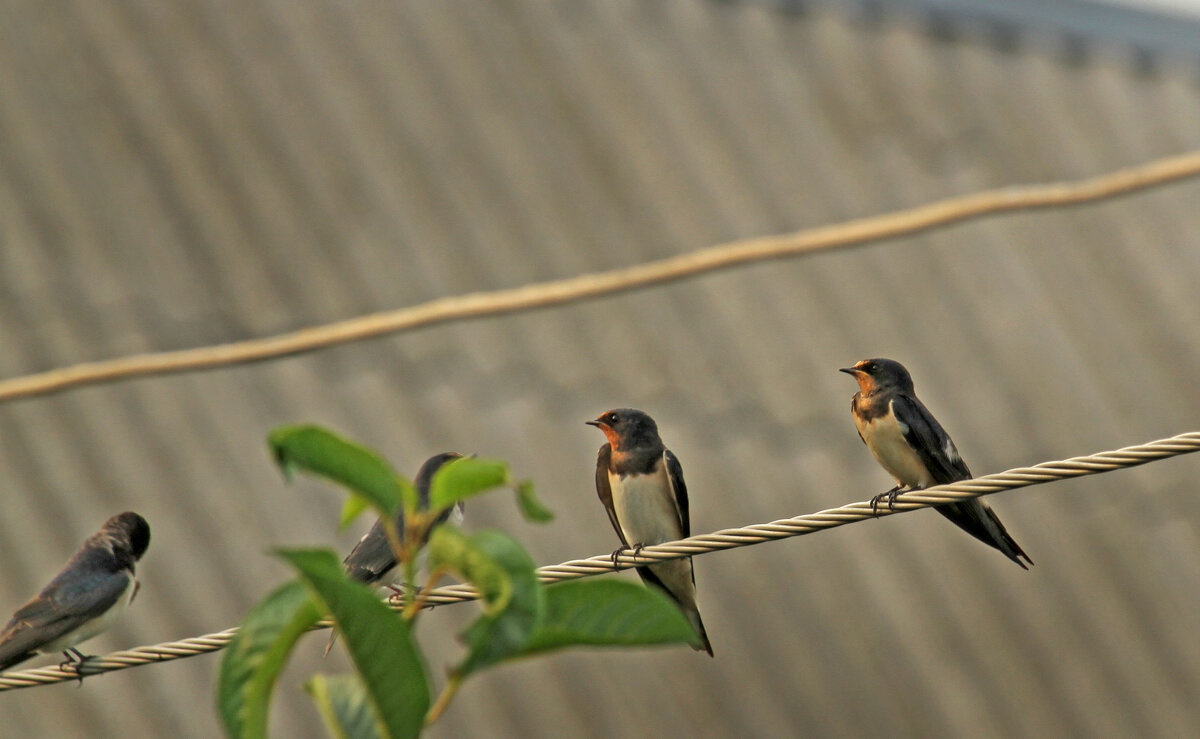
[414,452,465,495]
[586,408,660,451]
[105,512,151,561]
[401,451,468,541]
[839,358,915,396]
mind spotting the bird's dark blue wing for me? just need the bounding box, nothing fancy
[891,394,972,484]
[0,551,131,669]
[594,444,629,548]
[664,450,690,538]
[663,449,697,590]
[342,513,403,585]
[892,394,1031,567]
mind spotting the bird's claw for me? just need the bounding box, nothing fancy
[869,486,903,516]
[59,649,90,686]
[610,547,627,570]
[611,543,648,569]
[386,583,422,606]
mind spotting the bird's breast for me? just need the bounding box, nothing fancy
[608,466,680,547]
[855,400,933,488]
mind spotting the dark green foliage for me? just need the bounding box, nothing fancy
[218,424,698,738]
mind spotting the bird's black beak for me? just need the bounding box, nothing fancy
[585,420,602,428]
[838,367,859,376]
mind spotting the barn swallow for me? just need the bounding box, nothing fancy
[588,409,713,656]
[327,452,465,656]
[0,512,151,674]
[342,451,466,586]
[841,358,1032,568]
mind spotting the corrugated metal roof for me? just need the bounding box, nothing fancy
[2,1,1200,736]
[788,0,1200,69]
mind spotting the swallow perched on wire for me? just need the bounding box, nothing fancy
[326,452,465,656]
[343,451,465,587]
[841,359,1033,569]
[0,512,151,673]
[588,409,713,656]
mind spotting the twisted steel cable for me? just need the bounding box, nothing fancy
[1,430,1198,690]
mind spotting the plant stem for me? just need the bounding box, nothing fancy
[425,673,463,725]
[405,565,448,619]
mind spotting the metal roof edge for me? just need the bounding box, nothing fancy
[753,0,1200,73]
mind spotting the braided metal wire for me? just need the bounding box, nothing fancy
[2,430,1198,690]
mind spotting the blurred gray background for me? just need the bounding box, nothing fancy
[2,0,1200,736]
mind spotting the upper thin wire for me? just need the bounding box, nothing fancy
[0,149,1198,403]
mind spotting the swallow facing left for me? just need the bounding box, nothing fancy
[841,359,1032,568]
[0,512,151,673]
[342,451,466,587]
[588,409,713,656]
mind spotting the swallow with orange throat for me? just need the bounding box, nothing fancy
[588,408,713,655]
[841,359,1032,568]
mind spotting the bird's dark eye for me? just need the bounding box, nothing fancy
[607,413,619,424]
[862,362,875,373]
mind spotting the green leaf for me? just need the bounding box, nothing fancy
[427,527,514,614]
[277,548,429,739]
[521,579,700,654]
[338,495,372,531]
[434,530,543,676]
[217,580,323,739]
[305,674,383,739]
[268,425,414,514]
[427,457,509,510]
[514,479,553,523]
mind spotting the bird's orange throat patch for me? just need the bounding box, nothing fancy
[849,371,876,396]
[596,424,622,450]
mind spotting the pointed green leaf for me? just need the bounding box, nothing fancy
[217,580,322,739]
[305,674,383,739]
[514,480,553,523]
[427,527,514,614]
[277,548,429,739]
[268,425,414,514]
[434,531,543,676]
[428,457,509,510]
[521,579,700,654]
[338,495,372,531]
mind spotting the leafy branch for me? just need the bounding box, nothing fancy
[217,424,699,738]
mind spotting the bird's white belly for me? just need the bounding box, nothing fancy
[609,469,680,547]
[857,406,932,488]
[42,575,136,653]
